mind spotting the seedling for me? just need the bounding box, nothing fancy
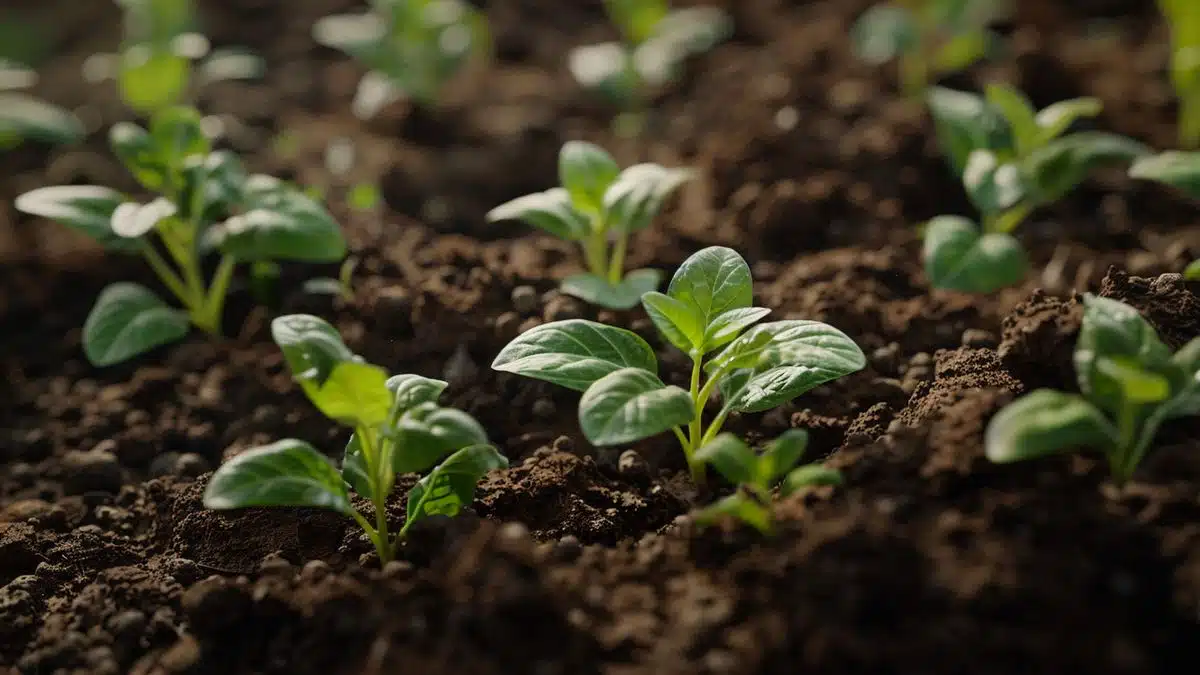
[1158,0,1200,147]
[0,58,83,148]
[303,256,360,301]
[488,141,692,309]
[569,0,731,135]
[986,295,1200,486]
[693,430,842,533]
[923,84,1148,293]
[313,0,489,118]
[492,246,865,481]
[1127,151,1200,280]
[204,314,507,564]
[14,106,346,366]
[852,0,1007,96]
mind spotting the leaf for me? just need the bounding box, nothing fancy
[406,444,508,524]
[963,149,1025,214]
[560,268,663,310]
[728,365,834,413]
[206,175,346,262]
[926,86,1011,177]
[1024,132,1149,204]
[779,465,843,495]
[985,83,1039,155]
[1034,97,1102,144]
[1095,356,1172,404]
[984,389,1117,463]
[0,92,84,145]
[82,282,190,366]
[14,185,139,252]
[491,319,657,392]
[341,434,374,499]
[851,4,918,65]
[717,368,752,406]
[578,367,694,446]
[1129,150,1200,200]
[118,47,190,114]
[487,188,592,241]
[758,429,810,485]
[148,106,209,170]
[386,374,448,414]
[558,141,620,215]
[604,0,669,44]
[694,433,757,485]
[110,197,176,238]
[182,150,247,221]
[1187,259,1200,280]
[567,42,637,104]
[109,122,167,191]
[693,493,772,534]
[202,439,354,515]
[931,30,990,74]
[667,246,753,329]
[641,291,705,353]
[923,215,1029,293]
[307,361,393,428]
[393,407,490,474]
[701,306,771,354]
[602,163,693,232]
[1074,294,1174,415]
[270,313,357,386]
[722,321,866,413]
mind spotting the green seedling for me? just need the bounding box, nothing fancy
[493,246,865,481]
[693,430,842,533]
[986,295,1200,486]
[0,58,83,148]
[303,256,360,301]
[1158,0,1200,147]
[1187,260,1200,280]
[923,84,1148,293]
[569,0,731,135]
[204,314,507,564]
[14,106,346,366]
[1127,151,1200,280]
[852,0,1007,96]
[488,141,692,310]
[313,0,488,117]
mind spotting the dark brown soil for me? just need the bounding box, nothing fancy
[2,0,1200,673]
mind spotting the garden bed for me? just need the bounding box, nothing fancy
[1,0,1199,673]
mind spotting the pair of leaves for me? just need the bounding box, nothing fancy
[642,245,762,355]
[923,215,1027,293]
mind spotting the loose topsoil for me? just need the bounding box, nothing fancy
[2,1,1200,673]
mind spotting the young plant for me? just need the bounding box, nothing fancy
[313,0,489,118]
[1158,0,1200,148]
[0,58,83,149]
[487,141,692,310]
[923,84,1148,293]
[1127,151,1200,280]
[852,0,1007,96]
[986,295,1200,486]
[14,106,346,366]
[568,0,731,135]
[492,246,866,480]
[692,430,842,534]
[204,314,507,564]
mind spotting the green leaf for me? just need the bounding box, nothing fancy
[491,319,657,392]
[206,174,346,262]
[717,368,752,406]
[118,47,189,113]
[602,163,693,232]
[1074,294,1174,415]
[667,246,753,329]
[567,42,637,105]
[182,150,247,221]
[1034,97,1102,144]
[203,439,354,515]
[926,86,1011,177]
[386,374,448,414]
[1187,259,1200,281]
[83,282,190,366]
[728,365,835,414]
[1129,150,1200,200]
[694,433,757,486]
[779,465,843,495]
[14,185,139,252]
[560,268,663,310]
[932,30,990,74]
[406,444,508,524]
[985,83,1039,155]
[307,361,392,428]
[923,215,1029,293]
[851,4,917,65]
[148,106,209,170]
[578,367,694,446]
[963,149,1025,214]
[758,429,810,485]
[641,290,705,353]
[271,313,356,386]
[109,122,167,191]
[393,406,490,474]
[604,0,669,44]
[341,434,374,499]
[558,141,620,215]
[984,389,1117,463]
[707,329,775,374]
[487,188,591,241]
[110,197,176,238]
[703,307,771,353]
[0,92,84,145]
[693,493,772,534]
[1023,132,1148,204]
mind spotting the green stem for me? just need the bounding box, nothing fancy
[582,229,609,278]
[1181,92,1200,149]
[985,203,1034,235]
[699,409,731,447]
[1111,404,1140,487]
[139,240,190,304]
[686,354,706,482]
[355,426,394,564]
[607,230,628,285]
[195,255,236,335]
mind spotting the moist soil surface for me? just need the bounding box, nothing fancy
[3,1,1200,673]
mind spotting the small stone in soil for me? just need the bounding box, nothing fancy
[174,453,211,478]
[300,559,330,582]
[531,398,556,418]
[618,449,649,478]
[961,328,998,348]
[148,452,182,479]
[554,535,582,562]
[544,295,583,321]
[497,521,530,543]
[382,560,414,579]
[62,448,123,495]
[511,285,540,315]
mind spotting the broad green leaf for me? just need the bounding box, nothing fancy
[386,374,448,414]
[491,319,657,392]
[202,439,354,515]
[1074,294,1174,415]
[341,434,374,499]
[923,215,1028,293]
[1024,132,1149,204]
[14,185,139,251]
[83,282,190,366]
[206,175,346,262]
[307,360,392,428]
[851,4,917,65]
[728,364,839,413]
[694,433,757,486]
[779,465,843,495]
[602,163,694,233]
[109,122,167,191]
[1095,356,1172,404]
[984,389,1117,463]
[0,92,83,145]
[758,429,810,485]
[985,83,1039,155]
[271,313,356,386]
[578,367,694,446]
[702,307,772,353]
[406,444,508,523]
[1129,150,1200,199]
[926,86,1011,177]
[486,188,592,240]
[1034,97,1102,144]
[119,47,189,113]
[560,268,663,310]
[667,246,753,328]
[149,106,209,169]
[558,141,620,215]
[693,493,771,534]
[641,291,705,353]
[393,407,490,474]
[111,197,176,238]
[730,320,866,377]
[963,149,1025,214]
[706,329,774,374]
[604,0,669,44]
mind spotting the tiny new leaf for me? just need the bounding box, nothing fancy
[559,140,620,215]
[665,245,753,327]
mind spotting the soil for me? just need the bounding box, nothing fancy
[2,0,1200,673]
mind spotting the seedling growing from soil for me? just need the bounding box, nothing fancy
[569,0,731,136]
[986,295,1200,486]
[852,0,1008,96]
[1127,151,1200,280]
[488,141,692,309]
[693,430,842,533]
[204,314,508,564]
[492,246,866,480]
[1158,0,1200,147]
[923,84,1148,293]
[14,106,346,366]
[313,0,489,118]
[0,59,84,148]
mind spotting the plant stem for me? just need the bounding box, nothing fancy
[582,229,609,278]
[195,254,235,335]
[1111,404,1140,487]
[1181,92,1200,149]
[357,427,394,564]
[686,354,706,482]
[139,240,190,304]
[607,230,628,285]
[985,203,1033,235]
